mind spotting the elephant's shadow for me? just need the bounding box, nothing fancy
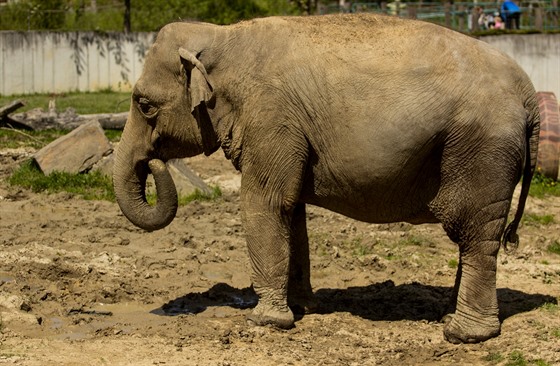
[152,281,557,322]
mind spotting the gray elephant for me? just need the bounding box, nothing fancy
[113,13,540,344]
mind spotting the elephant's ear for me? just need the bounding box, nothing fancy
[178,47,213,112]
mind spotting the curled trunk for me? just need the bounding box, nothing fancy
[113,157,178,232]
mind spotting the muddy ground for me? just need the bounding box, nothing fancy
[0,147,559,366]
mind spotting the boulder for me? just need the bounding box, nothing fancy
[147,158,213,197]
[33,120,112,175]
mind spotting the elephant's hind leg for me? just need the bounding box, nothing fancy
[288,203,318,315]
[438,193,513,343]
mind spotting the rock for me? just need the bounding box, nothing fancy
[33,120,112,175]
[92,153,115,177]
[147,159,213,197]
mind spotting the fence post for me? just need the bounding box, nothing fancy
[471,7,480,32]
[535,6,543,31]
[458,5,465,31]
[445,2,452,28]
[553,0,559,28]
[408,4,417,19]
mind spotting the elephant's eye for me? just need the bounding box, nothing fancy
[137,97,158,118]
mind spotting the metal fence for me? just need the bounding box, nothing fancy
[322,1,560,32]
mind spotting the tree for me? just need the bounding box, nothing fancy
[124,0,130,32]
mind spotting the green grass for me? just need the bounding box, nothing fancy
[0,90,130,114]
[0,128,121,148]
[8,159,223,205]
[483,352,504,364]
[398,234,432,247]
[529,172,560,198]
[547,240,560,255]
[0,129,66,149]
[447,258,459,269]
[522,213,555,226]
[8,160,115,201]
[539,302,559,314]
[506,350,528,366]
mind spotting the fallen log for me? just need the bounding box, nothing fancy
[0,100,33,130]
[0,100,25,118]
[9,108,128,131]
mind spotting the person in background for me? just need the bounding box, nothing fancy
[494,15,505,29]
[501,0,521,29]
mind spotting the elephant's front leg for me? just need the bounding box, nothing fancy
[243,198,295,329]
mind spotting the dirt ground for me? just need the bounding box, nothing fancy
[0,147,559,366]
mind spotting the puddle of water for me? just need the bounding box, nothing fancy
[0,272,15,283]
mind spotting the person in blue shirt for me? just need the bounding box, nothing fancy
[501,0,521,29]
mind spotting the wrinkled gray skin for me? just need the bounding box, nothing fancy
[113,14,540,344]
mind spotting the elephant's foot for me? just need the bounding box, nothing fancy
[443,313,500,344]
[246,302,295,329]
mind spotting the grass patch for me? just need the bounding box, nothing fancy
[483,352,504,363]
[522,213,555,226]
[506,350,528,366]
[0,90,131,114]
[447,258,459,269]
[147,186,222,207]
[547,240,560,255]
[529,172,560,198]
[0,129,66,149]
[179,186,223,205]
[398,234,432,247]
[539,302,559,314]
[8,160,115,201]
[9,160,223,205]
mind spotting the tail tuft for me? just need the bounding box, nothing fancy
[502,222,520,254]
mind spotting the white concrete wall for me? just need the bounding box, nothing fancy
[0,31,155,95]
[483,34,560,98]
[0,31,558,98]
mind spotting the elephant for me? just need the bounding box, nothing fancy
[113,13,540,344]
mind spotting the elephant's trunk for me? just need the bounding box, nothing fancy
[113,154,178,232]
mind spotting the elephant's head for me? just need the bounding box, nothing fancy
[113,24,218,231]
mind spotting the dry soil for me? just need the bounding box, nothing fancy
[0,147,559,366]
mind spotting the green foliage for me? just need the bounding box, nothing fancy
[547,240,560,255]
[532,360,551,366]
[0,91,130,115]
[530,172,560,198]
[146,186,222,206]
[179,186,223,205]
[482,352,504,364]
[104,129,122,143]
[0,0,301,31]
[0,129,65,149]
[398,234,432,247]
[539,302,559,313]
[447,258,458,269]
[8,160,115,201]
[522,213,555,226]
[0,0,68,30]
[506,350,528,366]
[8,158,222,205]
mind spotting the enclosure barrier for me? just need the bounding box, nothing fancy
[323,1,560,32]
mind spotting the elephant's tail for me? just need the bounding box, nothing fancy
[501,94,541,253]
